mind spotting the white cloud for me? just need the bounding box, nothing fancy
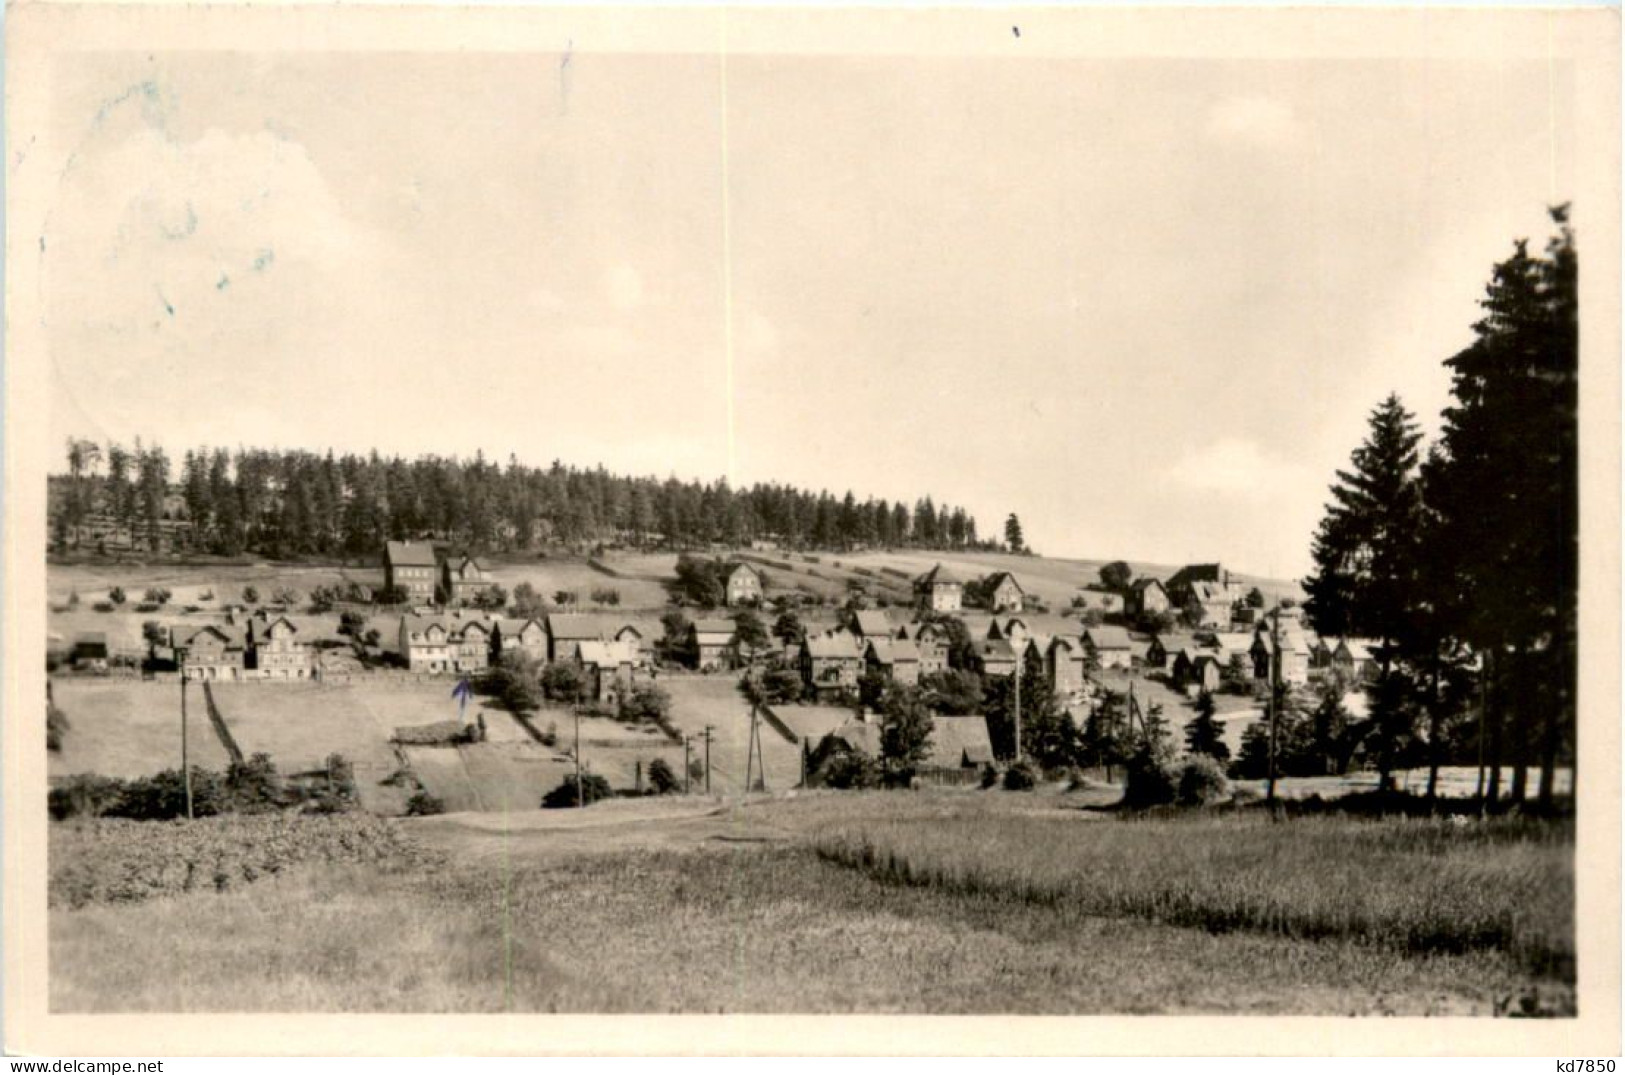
[1164,437,1313,501]
[1205,95,1301,148]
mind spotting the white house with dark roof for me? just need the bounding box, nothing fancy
[1081,625,1133,670]
[914,564,964,613]
[724,563,763,607]
[985,571,1025,613]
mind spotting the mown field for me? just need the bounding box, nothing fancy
[48,792,1574,1015]
[49,680,233,780]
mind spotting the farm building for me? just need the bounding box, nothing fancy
[492,617,549,663]
[245,612,314,680]
[71,632,109,673]
[864,637,921,686]
[919,715,995,782]
[913,564,964,613]
[1127,577,1170,617]
[171,624,247,681]
[691,618,737,671]
[985,572,1025,612]
[1082,625,1133,670]
[802,632,864,699]
[441,553,490,606]
[384,541,439,604]
[1046,635,1087,697]
[724,562,763,607]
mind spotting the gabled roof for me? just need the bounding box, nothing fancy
[1082,625,1132,650]
[726,562,760,581]
[1130,577,1167,594]
[852,610,893,636]
[986,571,1025,593]
[73,633,109,656]
[247,614,300,643]
[546,613,628,641]
[1212,631,1254,655]
[977,639,1018,664]
[866,637,921,665]
[577,639,638,666]
[806,633,862,659]
[772,704,854,745]
[898,621,944,643]
[1152,631,1198,653]
[497,617,546,637]
[926,715,994,768]
[1337,638,1376,661]
[822,719,882,757]
[172,624,241,650]
[447,552,486,572]
[916,563,964,587]
[385,540,439,568]
[1167,563,1225,590]
[987,617,1028,640]
[1049,633,1084,657]
[693,618,736,638]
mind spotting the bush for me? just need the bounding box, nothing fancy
[108,587,127,606]
[1176,754,1231,806]
[542,772,612,809]
[1121,747,1180,809]
[133,602,160,613]
[1002,760,1038,791]
[48,774,123,820]
[92,602,115,613]
[815,749,881,790]
[143,587,172,605]
[405,790,446,816]
[224,752,284,813]
[979,762,999,789]
[108,767,227,821]
[647,757,679,795]
[540,662,587,703]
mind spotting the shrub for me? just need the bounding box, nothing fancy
[1121,747,1180,809]
[979,762,999,789]
[1002,760,1038,791]
[224,752,284,813]
[540,662,587,703]
[107,767,227,821]
[542,772,612,809]
[405,790,446,816]
[143,587,172,605]
[133,602,160,613]
[92,601,115,613]
[108,587,127,606]
[198,589,215,602]
[1176,754,1230,806]
[48,774,123,820]
[815,749,881,790]
[647,757,679,795]
[242,586,259,604]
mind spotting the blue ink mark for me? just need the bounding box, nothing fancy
[217,274,230,291]
[252,249,275,272]
[157,287,174,317]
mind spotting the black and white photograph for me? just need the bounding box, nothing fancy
[3,2,1618,1056]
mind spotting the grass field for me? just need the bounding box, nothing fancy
[49,680,233,780]
[662,676,804,792]
[48,795,1572,1014]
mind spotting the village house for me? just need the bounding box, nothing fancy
[578,639,642,705]
[245,612,313,679]
[724,563,763,607]
[398,615,451,673]
[492,616,549,664]
[1250,627,1313,685]
[985,572,1025,613]
[1332,638,1380,681]
[384,541,440,604]
[1171,648,1223,693]
[850,609,894,641]
[447,615,492,674]
[898,621,949,677]
[974,637,1020,679]
[1126,577,1170,617]
[544,613,639,663]
[692,618,737,671]
[71,632,109,673]
[1082,625,1133,670]
[918,715,995,783]
[864,637,921,686]
[913,564,964,613]
[441,553,489,606]
[802,632,864,699]
[171,624,247,681]
[1145,631,1198,673]
[1046,635,1087,697]
[1165,563,1248,628]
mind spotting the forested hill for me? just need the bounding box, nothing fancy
[49,442,992,559]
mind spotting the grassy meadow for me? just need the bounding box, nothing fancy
[48,793,1574,1015]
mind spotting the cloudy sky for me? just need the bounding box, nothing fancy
[39,44,1574,578]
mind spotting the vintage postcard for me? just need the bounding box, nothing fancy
[3,1,1620,1057]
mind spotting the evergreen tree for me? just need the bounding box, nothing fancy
[1183,690,1230,762]
[1004,513,1025,554]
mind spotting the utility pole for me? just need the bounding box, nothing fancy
[1266,607,1281,808]
[1012,646,1023,763]
[177,647,193,820]
[684,736,692,794]
[703,724,713,794]
[574,706,583,810]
